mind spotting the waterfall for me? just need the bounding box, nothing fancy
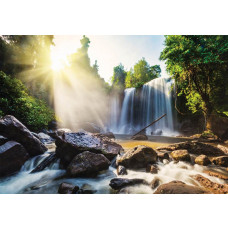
[119,88,136,134]
[109,77,177,136]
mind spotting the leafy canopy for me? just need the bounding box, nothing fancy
[160,35,228,117]
[0,71,55,131]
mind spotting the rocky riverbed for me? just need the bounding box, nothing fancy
[0,115,228,194]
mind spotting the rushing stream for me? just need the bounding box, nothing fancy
[0,137,227,194]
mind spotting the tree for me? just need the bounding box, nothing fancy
[160,35,228,129]
[125,58,161,88]
[111,63,127,89]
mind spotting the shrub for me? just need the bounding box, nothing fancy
[0,71,55,131]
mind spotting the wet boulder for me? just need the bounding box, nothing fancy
[58,182,80,194]
[193,174,228,194]
[109,178,149,190]
[212,156,228,167]
[77,184,97,194]
[56,128,72,136]
[116,145,157,169]
[0,115,47,156]
[195,155,211,166]
[117,165,127,175]
[131,134,148,141]
[0,135,8,146]
[56,131,123,167]
[0,141,29,177]
[156,141,225,157]
[150,178,161,189]
[154,180,207,194]
[103,132,115,139]
[170,150,191,162]
[146,164,158,174]
[157,151,170,161]
[38,132,54,144]
[67,151,111,177]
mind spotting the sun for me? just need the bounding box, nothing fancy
[51,54,68,71]
[50,48,69,71]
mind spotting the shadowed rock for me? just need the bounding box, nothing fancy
[212,156,228,167]
[109,178,149,190]
[195,155,211,166]
[67,151,110,177]
[0,115,47,156]
[56,131,123,167]
[154,180,207,194]
[146,164,158,174]
[0,135,8,146]
[157,141,225,157]
[58,182,79,194]
[150,178,161,189]
[131,134,148,141]
[117,165,127,175]
[0,141,29,177]
[117,145,157,169]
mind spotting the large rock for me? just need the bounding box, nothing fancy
[58,182,79,194]
[116,145,157,169]
[156,141,225,157]
[109,178,148,190]
[131,134,148,141]
[193,174,228,194]
[212,156,228,167]
[56,131,123,167]
[38,132,54,144]
[0,135,8,146]
[170,150,191,162]
[154,181,207,194]
[0,115,47,156]
[195,155,211,166]
[67,151,111,177]
[0,141,29,177]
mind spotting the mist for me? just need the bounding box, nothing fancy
[53,66,109,131]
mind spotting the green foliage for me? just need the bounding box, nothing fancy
[0,71,55,131]
[125,58,161,88]
[160,35,228,120]
[111,63,127,89]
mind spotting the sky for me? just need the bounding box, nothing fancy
[51,35,168,83]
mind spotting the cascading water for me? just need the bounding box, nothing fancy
[109,77,177,136]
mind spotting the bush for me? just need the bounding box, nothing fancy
[0,71,55,131]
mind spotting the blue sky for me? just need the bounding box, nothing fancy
[52,35,168,82]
